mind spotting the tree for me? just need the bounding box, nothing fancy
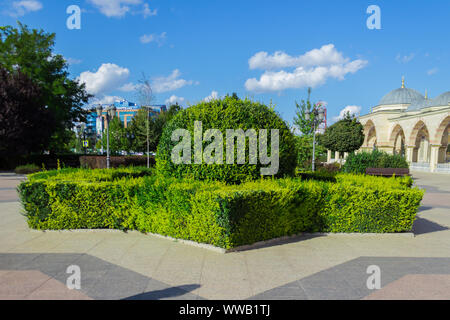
[0,23,91,153]
[293,88,320,136]
[319,112,364,153]
[135,73,154,106]
[0,67,54,156]
[295,134,327,169]
[128,104,181,153]
[100,117,129,155]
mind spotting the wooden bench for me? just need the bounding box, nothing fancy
[365,168,410,177]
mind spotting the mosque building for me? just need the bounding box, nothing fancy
[328,78,450,173]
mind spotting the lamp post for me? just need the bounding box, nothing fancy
[81,123,87,155]
[146,106,150,168]
[76,124,82,154]
[96,105,104,155]
[305,105,325,172]
[106,105,117,169]
[97,105,116,169]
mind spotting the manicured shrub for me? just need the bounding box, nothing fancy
[18,168,424,249]
[296,171,337,183]
[343,150,409,174]
[0,154,81,170]
[156,96,297,183]
[80,156,155,169]
[14,164,40,174]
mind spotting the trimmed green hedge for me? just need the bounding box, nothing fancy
[18,169,423,249]
[343,150,409,174]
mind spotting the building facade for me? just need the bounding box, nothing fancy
[85,100,167,136]
[328,78,450,173]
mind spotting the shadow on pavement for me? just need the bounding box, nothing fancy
[124,284,201,300]
[412,217,448,235]
[228,233,326,253]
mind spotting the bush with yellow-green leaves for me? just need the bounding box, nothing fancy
[18,168,423,249]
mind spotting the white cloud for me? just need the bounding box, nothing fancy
[140,32,167,46]
[152,69,194,93]
[249,44,348,70]
[118,82,138,92]
[142,3,157,18]
[6,0,42,17]
[165,95,185,105]
[88,0,156,18]
[246,45,367,93]
[246,60,367,93]
[66,57,82,65]
[427,68,438,76]
[396,53,415,64]
[91,95,124,105]
[78,63,130,96]
[204,91,219,102]
[333,105,362,122]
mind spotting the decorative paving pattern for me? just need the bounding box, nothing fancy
[249,257,450,300]
[0,253,203,300]
[1,253,450,300]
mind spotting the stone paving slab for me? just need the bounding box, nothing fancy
[363,274,450,300]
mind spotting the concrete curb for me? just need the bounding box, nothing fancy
[30,229,415,254]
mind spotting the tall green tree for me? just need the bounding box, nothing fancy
[293,88,327,168]
[0,67,53,156]
[0,23,91,153]
[319,112,364,153]
[100,117,129,155]
[295,135,327,169]
[293,88,320,136]
[129,104,181,153]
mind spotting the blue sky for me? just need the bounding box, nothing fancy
[1,0,449,126]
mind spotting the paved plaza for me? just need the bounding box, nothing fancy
[0,172,449,300]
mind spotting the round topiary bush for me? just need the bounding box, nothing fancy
[156,96,297,183]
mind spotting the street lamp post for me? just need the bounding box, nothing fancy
[96,105,104,155]
[81,123,87,155]
[106,105,117,169]
[305,105,325,172]
[97,104,116,169]
[146,106,150,169]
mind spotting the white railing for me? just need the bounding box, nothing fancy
[436,163,450,173]
[410,162,431,172]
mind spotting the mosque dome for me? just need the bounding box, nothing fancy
[429,91,450,107]
[407,98,431,111]
[378,78,425,106]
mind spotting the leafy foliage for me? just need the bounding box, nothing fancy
[156,96,297,183]
[320,112,364,153]
[100,117,130,155]
[343,150,409,174]
[295,134,327,170]
[0,67,54,156]
[128,104,181,153]
[19,168,423,249]
[0,23,91,152]
[14,164,40,174]
[293,88,324,136]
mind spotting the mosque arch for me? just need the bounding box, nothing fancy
[389,124,406,157]
[409,121,431,163]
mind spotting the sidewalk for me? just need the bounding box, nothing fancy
[0,172,449,300]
